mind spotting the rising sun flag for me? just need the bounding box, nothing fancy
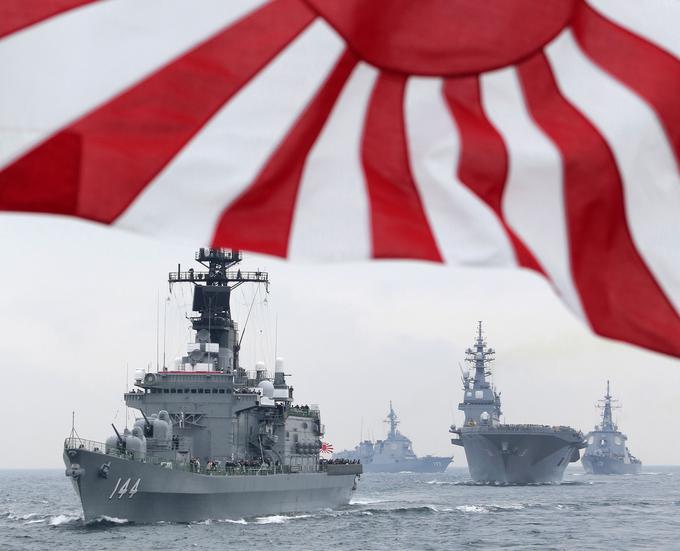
[321,443,334,455]
[0,0,679,357]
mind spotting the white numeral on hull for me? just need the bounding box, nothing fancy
[108,478,141,499]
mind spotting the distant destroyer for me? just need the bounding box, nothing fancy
[64,248,361,523]
[334,402,452,473]
[582,381,641,475]
[450,323,585,484]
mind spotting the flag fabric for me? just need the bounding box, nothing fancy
[1,0,679,357]
[320,442,334,454]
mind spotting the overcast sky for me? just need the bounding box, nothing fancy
[1,213,678,469]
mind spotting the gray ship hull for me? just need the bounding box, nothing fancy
[363,456,451,474]
[458,430,582,484]
[64,449,359,523]
[582,455,642,475]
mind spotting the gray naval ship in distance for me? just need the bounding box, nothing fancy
[450,323,585,484]
[63,248,361,523]
[333,402,452,473]
[582,381,642,475]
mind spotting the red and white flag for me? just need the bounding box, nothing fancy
[1,1,679,357]
[320,442,334,455]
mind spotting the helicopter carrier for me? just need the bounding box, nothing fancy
[450,323,585,484]
[63,248,361,523]
[582,381,642,475]
[333,403,452,473]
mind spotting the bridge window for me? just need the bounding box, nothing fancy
[170,388,176,393]
[163,389,169,394]
[198,389,204,394]
[218,389,225,394]
[191,389,197,394]
[177,389,183,394]
[212,389,218,394]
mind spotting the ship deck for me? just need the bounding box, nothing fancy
[64,437,357,477]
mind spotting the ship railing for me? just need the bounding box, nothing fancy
[64,437,322,476]
[64,437,108,454]
[288,407,320,418]
[464,424,582,434]
[169,270,268,284]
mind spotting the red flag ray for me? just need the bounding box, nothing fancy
[572,2,680,168]
[442,77,545,273]
[0,0,316,223]
[0,0,96,39]
[212,50,358,256]
[361,74,442,261]
[518,52,680,357]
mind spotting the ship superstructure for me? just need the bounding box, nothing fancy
[63,249,361,523]
[582,382,641,475]
[334,402,452,473]
[450,323,585,484]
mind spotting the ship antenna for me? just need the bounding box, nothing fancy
[155,290,160,372]
[125,363,129,430]
[69,411,81,441]
[162,296,169,370]
[237,289,259,349]
[274,313,278,368]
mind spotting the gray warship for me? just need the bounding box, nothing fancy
[450,323,585,484]
[63,248,361,523]
[582,381,642,475]
[333,402,452,473]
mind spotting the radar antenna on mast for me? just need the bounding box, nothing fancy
[385,401,400,439]
[167,248,270,373]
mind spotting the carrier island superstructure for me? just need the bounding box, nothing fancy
[450,323,585,484]
[63,248,361,523]
[582,381,642,474]
[334,402,452,473]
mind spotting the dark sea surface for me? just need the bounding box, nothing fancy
[2,466,679,550]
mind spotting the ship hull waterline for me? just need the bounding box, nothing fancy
[458,432,582,484]
[64,449,359,523]
[361,457,452,474]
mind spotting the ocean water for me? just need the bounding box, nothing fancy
[2,466,679,550]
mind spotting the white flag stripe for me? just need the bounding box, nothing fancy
[546,30,680,315]
[0,0,266,170]
[480,67,587,320]
[404,77,517,267]
[288,63,377,261]
[115,21,345,244]
[586,0,680,60]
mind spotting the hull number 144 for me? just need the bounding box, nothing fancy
[108,477,141,499]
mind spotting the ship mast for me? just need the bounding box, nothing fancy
[465,321,495,390]
[168,248,269,373]
[597,380,619,432]
[385,401,399,439]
